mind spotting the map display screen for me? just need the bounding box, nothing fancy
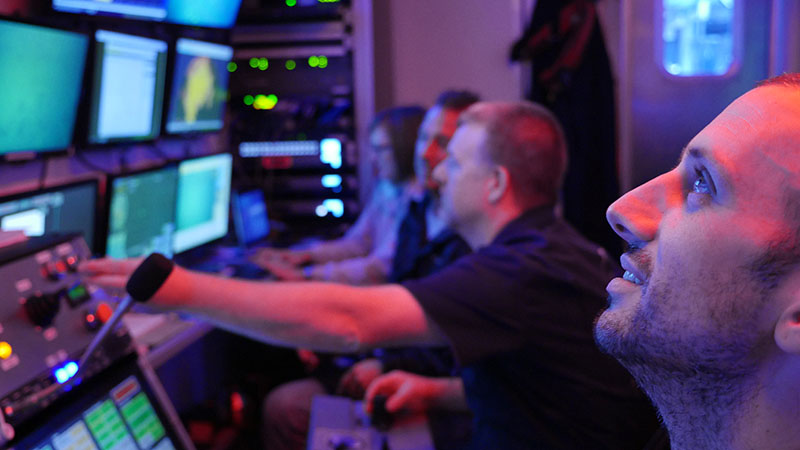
[165,38,232,134]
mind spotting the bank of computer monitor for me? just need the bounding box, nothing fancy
[172,153,232,254]
[0,20,88,155]
[232,189,269,247]
[10,356,187,450]
[87,30,168,145]
[105,166,178,258]
[165,38,233,135]
[0,180,98,253]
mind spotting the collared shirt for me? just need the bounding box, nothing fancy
[403,206,659,449]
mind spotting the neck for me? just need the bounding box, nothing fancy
[633,356,800,450]
[458,207,521,250]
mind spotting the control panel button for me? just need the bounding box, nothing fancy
[63,282,91,308]
[63,255,80,272]
[0,342,11,360]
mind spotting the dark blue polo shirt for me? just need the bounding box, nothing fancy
[403,207,658,449]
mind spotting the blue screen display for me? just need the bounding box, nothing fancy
[166,0,242,28]
[0,20,88,154]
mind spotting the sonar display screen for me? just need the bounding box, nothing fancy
[0,20,88,154]
[165,38,232,134]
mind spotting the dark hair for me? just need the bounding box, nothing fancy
[459,101,567,206]
[757,72,800,88]
[369,106,426,181]
[434,90,481,111]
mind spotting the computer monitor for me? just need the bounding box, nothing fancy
[165,0,242,28]
[0,180,99,253]
[105,166,178,258]
[52,0,168,21]
[53,0,241,28]
[10,356,189,450]
[165,38,233,134]
[232,189,269,247]
[0,20,88,155]
[172,153,232,254]
[87,30,168,145]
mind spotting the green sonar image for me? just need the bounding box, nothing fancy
[0,21,88,154]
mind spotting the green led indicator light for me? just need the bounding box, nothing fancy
[249,58,259,68]
[258,57,269,70]
[285,59,296,70]
[244,95,254,105]
[227,62,237,72]
[286,0,297,6]
[318,56,328,68]
[253,94,278,110]
[308,56,319,67]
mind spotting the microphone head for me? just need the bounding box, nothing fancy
[126,253,175,302]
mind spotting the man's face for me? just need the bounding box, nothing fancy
[595,86,800,377]
[432,122,493,233]
[415,105,462,191]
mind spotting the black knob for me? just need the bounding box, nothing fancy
[370,395,393,431]
[24,292,61,327]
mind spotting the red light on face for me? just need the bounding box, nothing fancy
[86,314,95,323]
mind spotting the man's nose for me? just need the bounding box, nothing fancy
[606,172,680,246]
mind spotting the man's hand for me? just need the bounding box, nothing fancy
[256,257,308,281]
[337,358,384,399]
[250,248,312,268]
[364,371,454,415]
[79,257,144,292]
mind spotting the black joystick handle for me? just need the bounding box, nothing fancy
[370,394,393,431]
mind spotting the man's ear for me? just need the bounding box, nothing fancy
[487,166,510,204]
[774,299,800,354]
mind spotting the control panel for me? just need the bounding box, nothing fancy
[0,234,133,427]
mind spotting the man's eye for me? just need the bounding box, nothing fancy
[692,168,712,194]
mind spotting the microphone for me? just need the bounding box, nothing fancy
[3,254,174,422]
[77,253,174,372]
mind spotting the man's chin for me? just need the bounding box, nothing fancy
[593,308,635,358]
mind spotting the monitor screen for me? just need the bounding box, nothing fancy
[53,0,241,28]
[106,166,178,258]
[0,20,88,155]
[232,189,269,246]
[88,30,168,144]
[165,0,242,28]
[53,0,167,20]
[173,153,232,254]
[10,358,184,450]
[165,38,233,134]
[0,180,98,252]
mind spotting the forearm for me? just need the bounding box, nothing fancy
[429,377,470,412]
[146,265,443,352]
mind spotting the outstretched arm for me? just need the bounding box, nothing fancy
[80,258,446,352]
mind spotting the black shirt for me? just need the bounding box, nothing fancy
[403,207,658,449]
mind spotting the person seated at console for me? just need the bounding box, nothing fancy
[82,101,658,449]
[260,91,478,450]
[593,73,800,450]
[252,106,425,285]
